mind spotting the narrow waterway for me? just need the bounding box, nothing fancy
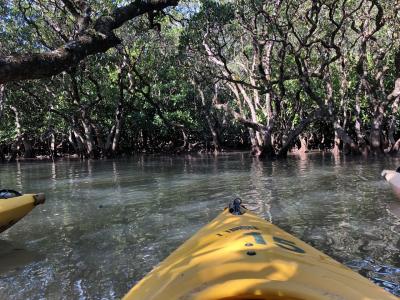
[0,153,399,299]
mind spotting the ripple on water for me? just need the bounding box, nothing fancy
[346,258,400,296]
[0,153,399,298]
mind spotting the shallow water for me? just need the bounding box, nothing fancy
[0,152,399,299]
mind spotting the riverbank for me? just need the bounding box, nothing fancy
[4,147,400,165]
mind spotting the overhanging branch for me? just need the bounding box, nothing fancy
[0,0,179,84]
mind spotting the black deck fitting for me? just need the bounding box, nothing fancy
[229,198,244,215]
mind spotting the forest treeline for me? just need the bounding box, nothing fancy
[0,0,399,160]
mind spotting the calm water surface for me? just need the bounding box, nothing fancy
[0,153,399,299]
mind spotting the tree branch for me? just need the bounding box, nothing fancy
[0,0,179,83]
[277,107,323,157]
[214,103,268,132]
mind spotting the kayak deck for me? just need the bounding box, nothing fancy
[0,193,45,233]
[124,207,397,300]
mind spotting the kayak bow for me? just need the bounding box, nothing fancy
[0,192,45,234]
[124,200,397,300]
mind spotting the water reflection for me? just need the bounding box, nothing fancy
[248,158,272,222]
[16,161,22,190]
[0,153,399,299]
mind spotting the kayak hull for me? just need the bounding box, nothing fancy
[124,208,397,300]
[0,194,45,233]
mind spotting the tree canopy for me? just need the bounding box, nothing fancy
[0,0,400,160]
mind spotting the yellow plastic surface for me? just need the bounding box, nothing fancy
[124,208,398,300]
[0,194,40,233]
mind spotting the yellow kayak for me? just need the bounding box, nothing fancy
[124,199,397,300]
[0,190,45,234]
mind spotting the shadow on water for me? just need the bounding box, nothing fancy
[387,201,400,219]
[0,240,43,274]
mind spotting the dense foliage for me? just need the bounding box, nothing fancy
[0,0,399,160]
